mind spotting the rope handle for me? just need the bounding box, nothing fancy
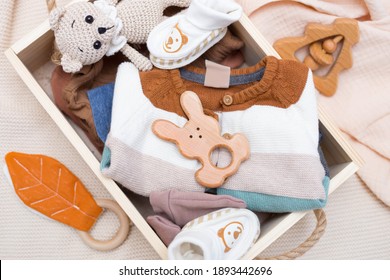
[255,209,327,260]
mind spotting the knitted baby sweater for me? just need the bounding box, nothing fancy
[101,56,327,212]
[140,56,306,115]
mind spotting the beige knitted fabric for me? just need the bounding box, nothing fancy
[259,175,390,259]
[50,0,191,72]
[2,0,390,260]
[0,0,159,260]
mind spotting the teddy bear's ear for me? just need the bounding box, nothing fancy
[60,53,83,73]
[49,7,66,31]
[217,228,224,239]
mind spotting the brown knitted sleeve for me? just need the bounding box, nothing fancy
[272,60,309,108]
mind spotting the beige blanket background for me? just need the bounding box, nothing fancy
[238,0,390,210]
[0,0,389,259]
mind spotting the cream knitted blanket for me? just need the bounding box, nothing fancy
[1,0,389,259]
[0,0,158,259]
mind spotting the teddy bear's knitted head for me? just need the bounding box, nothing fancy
[50,1,119,73]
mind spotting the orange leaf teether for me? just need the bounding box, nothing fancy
[5,152,102,232]
[152,91,250,188]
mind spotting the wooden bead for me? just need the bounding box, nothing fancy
[309,41,334,66]
[322,39,337,53]
[322,35,343,53]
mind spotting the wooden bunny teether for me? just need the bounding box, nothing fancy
[152,91,250,188]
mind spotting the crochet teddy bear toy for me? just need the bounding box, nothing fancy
[49,0,191,73]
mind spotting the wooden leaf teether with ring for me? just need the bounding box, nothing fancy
[152,91,250,188]
[273,18,359,96]
[4,152,131,251]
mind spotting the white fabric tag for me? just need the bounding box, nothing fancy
[204,60,231,88]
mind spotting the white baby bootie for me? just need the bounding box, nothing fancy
[147,0,243,69]
[168,208,260,260]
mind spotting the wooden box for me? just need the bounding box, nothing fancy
[5,11,362,259]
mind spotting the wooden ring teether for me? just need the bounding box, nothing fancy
[152,91,250,188]
[273,18,359,96]
[77,199,131,251]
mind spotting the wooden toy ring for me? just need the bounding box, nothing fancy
[77,199,131,251]
[273,18,359,96]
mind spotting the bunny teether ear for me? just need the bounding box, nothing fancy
[152,91,250,188]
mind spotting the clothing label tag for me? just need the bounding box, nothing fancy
[204,60,230,88]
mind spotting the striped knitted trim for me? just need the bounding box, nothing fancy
[100,134,325,199]
[150,27,226,68]
[183,208,241,230]
[100,145,111,171]
[216,176,330,213]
